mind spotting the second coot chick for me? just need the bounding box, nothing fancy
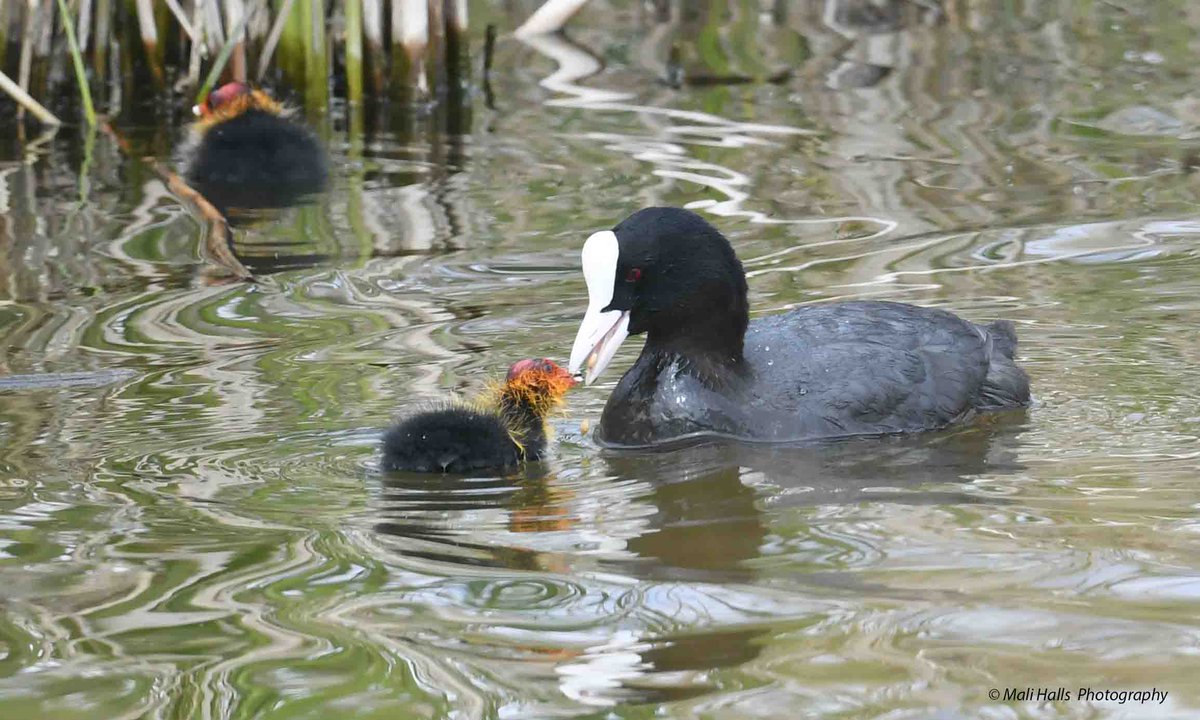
[184,82,328,212]
[569,207,1032,447]
[382,359,576,474]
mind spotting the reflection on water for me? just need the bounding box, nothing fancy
[5,0,1200,717]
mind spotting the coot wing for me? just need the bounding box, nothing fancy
[744,301,992,438]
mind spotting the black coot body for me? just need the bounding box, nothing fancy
[381,406,545,474]
[569,208,1031,447]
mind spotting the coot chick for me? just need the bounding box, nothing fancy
[569,207,1031,447]
[184,82,328,212]
[381,359,576,474]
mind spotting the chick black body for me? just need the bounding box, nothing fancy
[381,405,547,474]
[186,110,328,212]
[183,84,328,213]
[380,359,574,475]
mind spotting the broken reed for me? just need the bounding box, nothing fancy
[0,0,471,126]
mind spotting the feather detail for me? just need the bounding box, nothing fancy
[193,89,289,132]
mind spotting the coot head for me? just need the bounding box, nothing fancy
[500,358,576,415]
[191,82,284,124]
[193,82,251,117]
[569,208,749,384]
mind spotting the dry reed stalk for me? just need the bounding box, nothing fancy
[163,0,196,42]
[446,0,467,33]
[15,0,37,121]
[92,0,109,77]
[425,0,443,92]
[345,0,362,104]
[181,0,206,90]
[196,8,251,103]
[203,0,224,53]
[515,0,589,36]
[99,120,252,280]
[255,0,294,82]
[35,0,51,57]
[361,0,384,93]
[246,0,268,43]
[222,0,246,82]
[0,2,8,61]
[0,67,61,125]
[55,0,95,126]
[444,0,467,83]
[391,0,427,89]
[134,0,162,82]
[76,0,91,51]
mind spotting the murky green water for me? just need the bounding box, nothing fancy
[4,2,1200,718]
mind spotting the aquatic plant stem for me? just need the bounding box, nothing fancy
[391,0,428,90]
[163,0,197,41]
[15,0,36,121]
[92,0,110,78]
[195,9,252,105]
[223,0,247,82]
[181,1,206,90]
[0,68,61,126]
[255,0,295,82]
[345,0,363,105]
[362,0,384,93]
[134,0,162,83]
[301,0,327,111]
[79,124,97,201]
[77,0,93,51]
[346,104,371,261]
[55,0,97,127]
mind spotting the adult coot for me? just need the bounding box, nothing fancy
[569,208,1030,447]
[381,358,576,474]
[183,82,328,212]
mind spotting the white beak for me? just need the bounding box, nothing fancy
[569,230,631,385]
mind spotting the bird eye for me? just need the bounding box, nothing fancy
[625,267,642,283]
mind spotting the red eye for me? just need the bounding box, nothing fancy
[625,267,642,282]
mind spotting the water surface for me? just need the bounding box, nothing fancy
[4,1,1200,717]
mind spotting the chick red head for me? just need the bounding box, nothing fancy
[193,82,252,117]
[507,358,574,385]
[502,358,577,416]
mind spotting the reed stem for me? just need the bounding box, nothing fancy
[55,0,97,127]
[391,0,428,90]
[362,0,384,93]
[223,0,247,82]
[163,0,196,42]
[345,0,363,106]
[134,0,163,83]
[15,0,37,121]
[255,0,295,82]
[301,0,327,111]
[195,9,252,105]
[92,0,109,79]
[77,0,92,51]
[0,68,61,125]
